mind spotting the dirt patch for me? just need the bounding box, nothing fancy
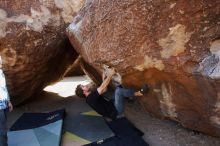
[125,100,220,146]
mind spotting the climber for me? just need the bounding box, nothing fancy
[75,67,149,120]
[0,55,13,146]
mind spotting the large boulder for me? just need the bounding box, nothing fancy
[67,0,220,137]
[0,0,85,104]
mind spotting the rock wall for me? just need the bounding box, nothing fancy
[67,0,220,137]
[64,56,84,77]
[0,0,84,104]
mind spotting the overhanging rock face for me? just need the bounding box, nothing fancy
[67,0,220,137]
[0,0,85,104]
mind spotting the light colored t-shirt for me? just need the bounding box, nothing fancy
[0,69,10,110]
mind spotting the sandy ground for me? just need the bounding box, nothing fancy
[7,76,220,146]
[125,101,220,146]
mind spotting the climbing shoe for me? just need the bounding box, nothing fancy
[140,84,149,94]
